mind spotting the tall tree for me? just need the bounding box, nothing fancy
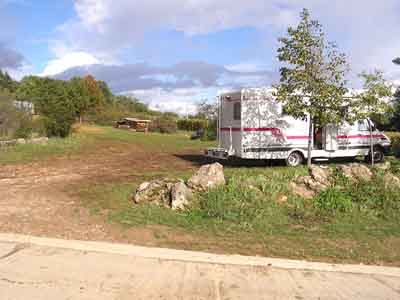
[356,70,392,166]
[67,77,91,123]
[84,75,106,112]
[275,8,350,167]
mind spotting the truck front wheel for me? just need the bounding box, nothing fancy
[286,152,304,167]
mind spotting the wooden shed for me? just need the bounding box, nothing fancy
[115,118,151,133]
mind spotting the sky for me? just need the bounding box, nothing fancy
[1,0,400,114]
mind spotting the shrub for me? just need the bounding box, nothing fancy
[14,114,33,139]
[313,187,353,216]
[177,119,208,131]
[149,116,177,134]
[312,172,400,220]
[200,120,217,141]
[386,132,400,157]
[43,116,73,138]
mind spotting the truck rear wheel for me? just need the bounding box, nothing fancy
[365,147,385,163]
[286,152,304,167]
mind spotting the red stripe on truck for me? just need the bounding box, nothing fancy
[220,128,385,140]
[337,134,384,139]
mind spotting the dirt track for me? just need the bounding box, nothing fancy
[0,144,206,245]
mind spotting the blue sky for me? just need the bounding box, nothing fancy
[1,0,399,113]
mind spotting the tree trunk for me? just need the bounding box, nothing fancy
[368,119,374,166]
[307,116,313,168]
[79,115,83,124]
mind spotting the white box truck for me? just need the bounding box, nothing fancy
[205,88,391,166]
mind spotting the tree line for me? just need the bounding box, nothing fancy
[0,72,177,139]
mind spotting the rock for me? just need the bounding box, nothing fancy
[383,173,400,188]
[16,138,26,145]
[187,163,226,191]
[309,166,331,186]
[290,166,332,199]
[171,182,193,211]
[290,182,315,199]
[133,178,180,207]
[0,140,17,147]
[276,194,288,204]
[30,137,49,145]
[338,163,373,181]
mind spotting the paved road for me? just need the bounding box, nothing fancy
[0,234,399,300]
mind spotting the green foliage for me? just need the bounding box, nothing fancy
[198,178,264,223]
[313,188,353,216]
[312,171,400,220]
[200,120,217,141]
[67,77,91,122]
[356,71,393,119]
[0,89,18,138]
[149,116,178,134]
[177,118,208,131]
[0,70,18,92]
[275,8,350,126]
[23,78,75,138]
[13,114,33,139]
[385,132,400,157]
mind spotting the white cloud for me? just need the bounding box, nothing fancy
[123,87,220,115]
[40,51,100,77]
[226,62,269,73]
[58,0,400,77]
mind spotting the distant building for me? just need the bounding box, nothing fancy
[13,101,36,115]
[115,118,152,133]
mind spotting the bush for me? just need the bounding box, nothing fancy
[313,187,353,216]
[312,172,400,220]
[201,120,217,141]
[13,114,33,139]
[43,116,73,138]
[177,119,208,131]
[386,132,400,157]
[149,116,177,134]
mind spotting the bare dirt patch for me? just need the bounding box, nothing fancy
[0,140,206,245]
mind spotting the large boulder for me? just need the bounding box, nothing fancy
[338,164,373,181]
[309,166,331,186]
[290,166,332,199]
[133,178,181,207]
[171,181,193,211]
[187,163,226,191]
[290,182,316,199]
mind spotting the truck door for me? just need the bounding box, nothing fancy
[324,124,338,151]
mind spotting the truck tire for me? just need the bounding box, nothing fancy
[286,152,304,167]
[365,147,385,163]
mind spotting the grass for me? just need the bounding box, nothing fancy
[0,134,89,165]
[75,164,400,265]
[0,125,214,165]
[3,124,400,265]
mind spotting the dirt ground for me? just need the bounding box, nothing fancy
[0,141,214,249]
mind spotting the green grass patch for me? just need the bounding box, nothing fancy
[0,125,214,165]
[0,133,90,165]
[74,164,400,264]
